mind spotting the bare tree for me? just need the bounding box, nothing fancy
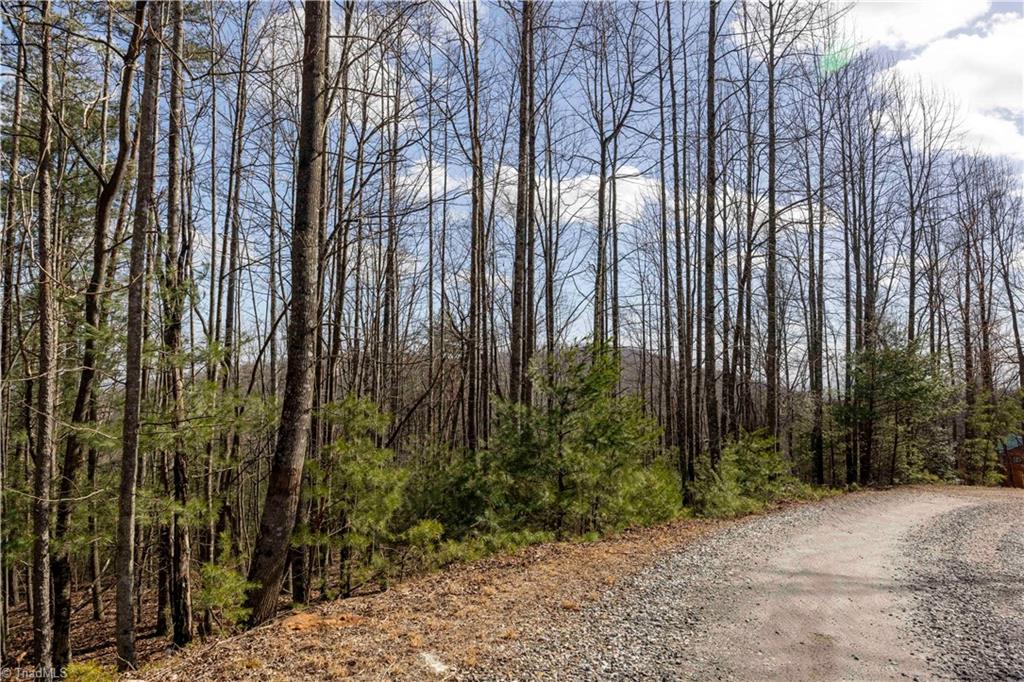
[115,0,162,668]
[163,0,193,646]
[245,0,329,626]
[510,0,535,404]
[51,3,147,667]
[704,0,720,465]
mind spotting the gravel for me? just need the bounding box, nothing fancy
[901,498,1024,681]
[465,494,849,681]
[464,487,1024,682]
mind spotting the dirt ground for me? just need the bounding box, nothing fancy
[702,486,1023,682]
[141,510,734,680]
[9,486,1021,680]
[465,485,1024,681]
[673,487,961,681]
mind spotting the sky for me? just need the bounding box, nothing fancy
[844,0,1024,161]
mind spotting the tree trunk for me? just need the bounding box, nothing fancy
[245,0,329,626]
[466,1,485,452]
[655,5,673,449]
[51,3,146,668]
[813,88,826,485]
[666,1,688,491]
[116,2,162,669]
[165,0,193,647]
[510,0,534,404]
[0,7,26,662]
[33,2,56,674]
[704,1,721,466]
[765,4,779,445]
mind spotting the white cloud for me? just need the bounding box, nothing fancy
[892,13,1024,159]
[484,164,662,227]
[842,0,991,50]
[551,166,662,226]
[959,110,1024,161]
[398,157,468,204]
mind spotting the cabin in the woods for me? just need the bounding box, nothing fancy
[1002,435,1024,489]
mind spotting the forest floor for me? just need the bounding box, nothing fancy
[139,507,737,680]
[138,485,1024,681]
[7,505,731,677]
[10,486,1020,680]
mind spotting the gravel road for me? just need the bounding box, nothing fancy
[470,487,1024,681]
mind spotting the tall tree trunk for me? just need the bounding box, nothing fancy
[510,0,533,404]
[704,1,721,466]
[51,4,146,668]
[961,238,976,476]
[666,0,688,491]
[523,19,537,406]
[383,35,403,433]
[466,1,484,452]
[202,4,220,584]
[594,136,607,344]
[0,6,27,662]
[543,107,557,377]
[164,0,193,646]
[839,96,856,486]
[682,26,695,486]
[813,91,826,485]
[116,2,162,669]
[765,4,779,445]
[245,0,328,626]
[655,3,672,449]
[33,2,56,674]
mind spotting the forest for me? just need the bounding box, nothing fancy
[1,0,1022,677]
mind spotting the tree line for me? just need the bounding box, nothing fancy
[1,0,1022,676]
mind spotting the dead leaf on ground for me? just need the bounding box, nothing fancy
[282,611,365,631]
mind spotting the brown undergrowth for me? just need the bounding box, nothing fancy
[141,515,735,680]
[6,494,841,680]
